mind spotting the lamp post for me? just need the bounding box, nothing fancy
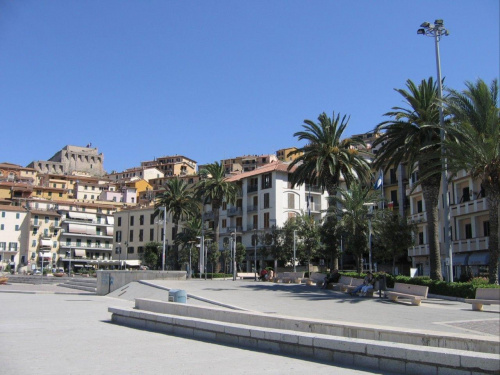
[160,206,167,271]
[253,228,258,281]
[364,203,376,273]
[417,19,452,282]
[293,230,297,273]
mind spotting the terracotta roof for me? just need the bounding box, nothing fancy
[226,161,295,182]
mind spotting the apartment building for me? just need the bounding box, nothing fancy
[107,166,164,183]
[212,161,329,271]
[141,155,197,177]
[220,154,278,175]
[113,206,174,268]
[0,206,29,272]
[276,147,302,163]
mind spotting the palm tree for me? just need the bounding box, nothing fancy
[327,182,380,274]
[174,216,204,273]
[195,162,240,252]
[155,178,199,269]
[288,111,371,196]
[444,78,500,284]
[373,77,444,280]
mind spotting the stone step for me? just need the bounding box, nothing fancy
[108,305,499,375]
[58,283,96,293]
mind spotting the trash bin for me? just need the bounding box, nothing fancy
[168,289,187,303]
[377,274,387,298]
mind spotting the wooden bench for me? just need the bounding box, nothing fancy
[386,283,429,306]
[345,278,366,294]
[274,272,304,284]
[237,272,257,280]
[328,276,353,291]
[465,288,500,311]
[307,272,326,286]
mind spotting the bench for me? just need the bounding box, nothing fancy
[465,288,500,311]
[345,278,366,294]
[386,283,428,306]
[274,272,304,284]
[328,276,353,291]
[237,272,257,280]
[307,272,326,286]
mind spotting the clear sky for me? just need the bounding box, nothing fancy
[0,1,498,173]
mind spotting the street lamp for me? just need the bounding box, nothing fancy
[253,228,258,281]
[417,19,452,282]
[293,230,297,273]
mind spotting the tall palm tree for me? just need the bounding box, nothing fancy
[373,77,444,280]
[288,111,371,196]
[327,182,380,274]
[195,162,240,252]
[444,78,500,284]
[155,178,199,269]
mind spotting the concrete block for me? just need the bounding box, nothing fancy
[224,325,249,337]
[280,332,299,344]
[193,329,217,341]
[379,357,406,374]
[313,347,334,362]
[264,330,282,342]
[353,354,379,370]
[195,320,224,333]
[437,367,471,375]
[216,332,239,346]
[172,326,194,337]
[366,341,408,360]
[249,328,266,340]
[406,346,460,367]
[333,351,354,366]
[257,339,280,352]
[297,334,314,347]
[238,336,258,349]
[406,362,437,375]
[460,353,500,372]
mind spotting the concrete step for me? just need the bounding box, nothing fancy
[109,303,499,375]
[58,283,96,293]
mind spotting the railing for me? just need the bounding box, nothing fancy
[305,185,323,193]
[247,185,258,193]
[60,243,113,250]
[227,207,242,217]
[246,205,257,213]
[451,237,488,253]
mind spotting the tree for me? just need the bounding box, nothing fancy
[373,210,416,274]
[373,78,444,280]
[236,243,246,272]
[155,178,199,270]
[320,216,342,270]
[175,216,203,274]
[288,111,371,196]
[195,162,240,253]
[207,242,220,276]
[328,183,380,274]
[293,214,321,271]
[140,242,162,270]
[445,78,500,284]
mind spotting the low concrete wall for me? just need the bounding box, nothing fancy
[109,306,500,375]
[96,271,186,295]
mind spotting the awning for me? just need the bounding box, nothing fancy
[452,253,469,266]
[40,239,52,248]
[106,227,113,236]
[74,249,86,257]
[468,252,489,266]
[39,252,52,259]
[67,224,96,235]
[67,212,96,221]
[107,216,114,225]
[124,260,141,266]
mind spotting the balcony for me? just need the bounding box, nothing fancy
[227,207,242,217]
[246,205,257,213]
[305,185,323,193]
[247,185,258,193]
[203,211,214,220]
[450,197,488,217]
[31,220,41,227]
[60,243,113,251]
[408,211,427,224]
[452,237,488,253]
[408,245,429,257]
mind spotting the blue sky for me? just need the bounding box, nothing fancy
[0,1,498,173]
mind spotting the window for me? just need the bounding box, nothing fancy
[261,173,272,189]
[390,190,398,206]
[129,229,134,242]
[44,228,49,236]
[264,193,270,209]
[222,202,227,211]
[222,219,227,228]
[130,216,134,226]
[0,224,3,230]
[418,232,424,245]
[53,241,57,248]
[32,240,36,247]
[118,217,122,226]
[139,215,144,225]
[15,225,20,231]
[390,169,397,184]
[462,187,470,202]
[264,213,270,228]
[252,215,258,229]
[59,193,63,197]
[16,213,20,219]
[150,228,154,241]
[465,224,472,239]
[116,231,122,242]
[138,246,144,254]
[483,221,490,237]
[8,242,17,251]
[288,193,294,209]
[87,239,92,247]
[33,228,38,235]
[139,229,144,241]
[45,216,49,223]
[76,239,81,247]
[1,211,4,217]
[150,214,155,225]
[417,200,423,213]
[127,247,134,254]
[48,192,52,197]
[66,238,71,246]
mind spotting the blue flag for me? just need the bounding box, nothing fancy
[374,173,383,190]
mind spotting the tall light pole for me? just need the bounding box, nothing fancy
[364,203,375,273]
[253,228,257,281]
[161,206,167,271]
[417,19,452,282]
[293,230,297,273]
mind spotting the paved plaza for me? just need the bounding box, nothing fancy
[1,279,499,374]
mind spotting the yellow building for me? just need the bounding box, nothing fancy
[141,155,197,177]
[276,147,303,163]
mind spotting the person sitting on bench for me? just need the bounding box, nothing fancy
[321,269,340,289]
[349,272,375,296]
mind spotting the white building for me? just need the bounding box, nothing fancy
[0,205,29,272]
